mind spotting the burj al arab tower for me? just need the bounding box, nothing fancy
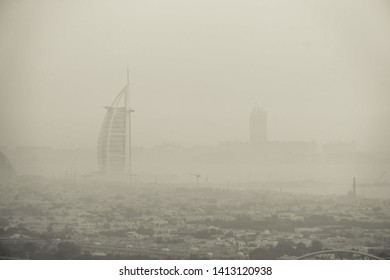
[97,69,134,176]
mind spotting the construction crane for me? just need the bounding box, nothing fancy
[190,173,201,188]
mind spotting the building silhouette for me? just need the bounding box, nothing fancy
[97,70,134,176]
[249,106,267,146]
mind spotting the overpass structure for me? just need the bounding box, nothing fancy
[296,249,383,260]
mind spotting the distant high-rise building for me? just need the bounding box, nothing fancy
[97,70,134,176]
[249,106,267,145]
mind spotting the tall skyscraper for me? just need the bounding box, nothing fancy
[97,70,134,176]
[249,106,267,146]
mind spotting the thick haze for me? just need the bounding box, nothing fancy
[1,0,389,151]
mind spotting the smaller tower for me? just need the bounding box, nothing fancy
[249,106,267,146]
[352,177,357,198]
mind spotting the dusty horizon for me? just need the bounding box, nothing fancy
[1,0,390,152]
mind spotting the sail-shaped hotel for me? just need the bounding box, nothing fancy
[97,70,134,176]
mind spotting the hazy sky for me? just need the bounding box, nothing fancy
[1,0,389,150]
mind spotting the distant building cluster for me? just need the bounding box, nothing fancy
[248,106,355,159]
[322,141,356,154]
[1,181,390,260]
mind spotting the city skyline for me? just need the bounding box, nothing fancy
[0,100,360,153]
[1,0,390,263]
[1,1,390,151]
